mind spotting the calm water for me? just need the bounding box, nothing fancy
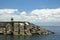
[0,26,60,40]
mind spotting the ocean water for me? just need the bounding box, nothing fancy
[0,26,60,40]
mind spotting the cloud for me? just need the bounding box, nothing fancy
[0,8,60,23]
[0,9,18,14]
[31,8,60,22]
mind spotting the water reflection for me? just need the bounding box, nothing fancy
[0,35,33,40]
[0,34,60,40]
[13,36,32,40]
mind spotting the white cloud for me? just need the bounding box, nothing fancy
[0,8,60,23]
[31,8,60,22]
[0,9,17,13]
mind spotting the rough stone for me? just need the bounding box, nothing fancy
[0,21,54,35]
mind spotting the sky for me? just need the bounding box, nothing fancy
[0,0,60,26]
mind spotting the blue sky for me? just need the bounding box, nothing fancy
[0,0,60,11]
[0,0,60,26]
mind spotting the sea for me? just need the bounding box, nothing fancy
[0,26,60,40]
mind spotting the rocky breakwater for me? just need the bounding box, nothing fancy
[19,22,54,35]
[31,26,54,35]
[0,21,54,35]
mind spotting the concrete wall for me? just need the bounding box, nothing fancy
[13,23,19,35]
